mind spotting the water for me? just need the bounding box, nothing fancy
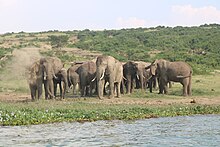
[0,115,220,147]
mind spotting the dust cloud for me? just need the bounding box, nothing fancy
[2,48,42,81]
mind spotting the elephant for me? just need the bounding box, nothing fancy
[96,55,123,99]
[149,59,192,96]
[123,61,137,94]
[40,57,64,99]
[28,61,43,100]
[123,61,151,94]
[67,62,83,96]
[76,61,96,97]
[53,68,68,99]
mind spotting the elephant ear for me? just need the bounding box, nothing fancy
[150,60,157,76]
[150,65,156,76]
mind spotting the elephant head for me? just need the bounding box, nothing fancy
[149,59,167,77]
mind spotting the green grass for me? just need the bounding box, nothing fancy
[0,99,219,126]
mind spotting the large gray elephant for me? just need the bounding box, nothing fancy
[53,67,68,99]
[67,62,82,96]
[76,61,96,97]
[40,57,64,99]
[150,59,192,96]
[123,61,151,94]
[28,61,43,100]
[96,55,123,99]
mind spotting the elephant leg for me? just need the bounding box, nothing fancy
[187,77,192,96]
[158,82,163,94]
[98,80,105,99]
[61,82,65,99]
[182,79,188,96]
[153,77,157,89]
[148,78,153,93]
[126,76,131,94]
[44,81,48,99]
[48,80,55,99]
[164,83,168,94]
[30,86,36,100]
[168,81,172,88]
[85,86,89,96]
[182,84,187,96]
[109,77,114,99]
[54,82,58,98]
[116,82,121,98]
[59,82,65,99]
[120,80,124,94]
[89,82,95,97]
[72,84,75,95]
[131,78,135,93]
[37,84,43,100]
[80,85,85,97]
[187,84,192,96]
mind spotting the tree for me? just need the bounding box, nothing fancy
[48,35,69,49]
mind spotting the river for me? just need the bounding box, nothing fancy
[0,114,220,146]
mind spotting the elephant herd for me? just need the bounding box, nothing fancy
[28,55,192,100]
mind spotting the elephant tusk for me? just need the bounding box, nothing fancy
[53,75,58,79]
[100,71,105,80]
[123,76,127,81]
[92,77,96,82]
[44,71,47,80]
[136,74,139,80]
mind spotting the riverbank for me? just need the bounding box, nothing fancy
[0,93,220,126]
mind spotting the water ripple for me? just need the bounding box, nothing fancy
[0,115,220,146]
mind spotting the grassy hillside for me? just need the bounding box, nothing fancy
[73,24,220,74]
[1,24,220,74]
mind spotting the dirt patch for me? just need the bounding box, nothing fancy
[0,92,219,106]
[0,92,30,103]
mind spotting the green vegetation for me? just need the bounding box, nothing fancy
[74,24,220,74]
[48,35,69,49]
[0,100,220,126]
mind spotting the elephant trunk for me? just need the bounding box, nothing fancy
[126,75,132,94]
[46,79,55,99]
[97,69,105,99]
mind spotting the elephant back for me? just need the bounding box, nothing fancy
[80,61,96,74]
[169,61,192,77]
